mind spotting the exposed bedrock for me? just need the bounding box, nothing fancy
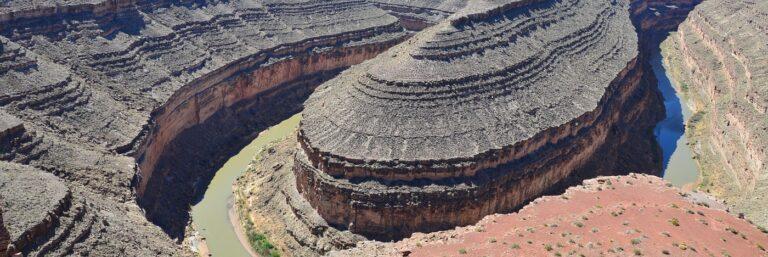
[0,0,408,254]
[629,0,703,42]
[370,0,466,30]
[137,39,403,238]
[294,0,700,240]
[661,0,768,227]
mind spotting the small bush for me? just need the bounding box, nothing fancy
[573,221,584,228]
[510,243,521,249]
[631,238,642,245]
[662,249,670,255]
[458,248,467,254]
[669,218,680,226]
[634,249,643,256]
[544,244,554,251]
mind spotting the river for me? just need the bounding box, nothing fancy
[188,51,700,256]
[651,51,700,187]
[190,114,301,257]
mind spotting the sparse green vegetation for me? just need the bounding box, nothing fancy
[511,243,521,249]
[458,248,467,254]
[631,238,642,245]
[669,218,680,226]
[634,249,643,256]
[244,219,280,257]
[544,244,554,251]
[573,221,584,228]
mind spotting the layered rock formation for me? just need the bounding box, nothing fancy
[295,0,668,240]
[661,0,768,227]
[331,174,768,257]
[0,0,411,254]
[370,0,466,30]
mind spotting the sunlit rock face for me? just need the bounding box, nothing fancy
[296,0,667,240]
[0,0,409,253]
[661,0,768,227]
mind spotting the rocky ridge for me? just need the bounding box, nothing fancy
[295,0,677,240]
[0,0,426,255]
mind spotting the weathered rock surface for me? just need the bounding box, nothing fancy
[331,174,768,257]
[296,0,671,240]
[0,0,419,255]
[0,162,69,257]
[235,130,367,256]
[661,0,768,228]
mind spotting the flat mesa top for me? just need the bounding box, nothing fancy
[301,0,638,163]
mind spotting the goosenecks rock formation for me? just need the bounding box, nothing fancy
[295,0,700,240]
[661,0,768,227]
[0,0,429,255]
[0,0,710,256]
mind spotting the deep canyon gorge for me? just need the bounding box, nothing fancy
[0,0,766,257]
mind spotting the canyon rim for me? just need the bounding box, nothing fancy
[0,0,766,257]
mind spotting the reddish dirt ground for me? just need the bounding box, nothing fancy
[384,174,768,257]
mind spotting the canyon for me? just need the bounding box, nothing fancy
[661,0,768,228]
[294,0,698,240]
[0,0,414,255]
[0,0,764,257]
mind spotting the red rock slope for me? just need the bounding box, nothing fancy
[332,174,768,257]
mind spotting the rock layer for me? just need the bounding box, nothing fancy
[661,0,768,227]
[0,0,411,254]
[296,0,668,240]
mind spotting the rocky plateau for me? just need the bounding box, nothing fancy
[0,0,765,256]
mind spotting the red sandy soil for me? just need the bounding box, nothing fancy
[369,174,768,257]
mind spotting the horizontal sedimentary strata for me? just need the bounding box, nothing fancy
[0,0,408,254]
[296,0,666,239]
[234,131,366,256]
[300,0,638,181]
[295,57,663,239]
[0,161,69,257]
[661,0,768,227]
[370,0,465,30]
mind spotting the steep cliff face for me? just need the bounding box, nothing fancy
[661,0,768,227]
[0,0,409,254]
[295,0,668,240]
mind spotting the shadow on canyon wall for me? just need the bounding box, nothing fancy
[136,0,702,241]
[138,70,342,239]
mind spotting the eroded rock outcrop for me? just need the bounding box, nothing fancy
[331,174,768,257]
[0,0,410,254]
[661,0,768,227]
[296,0,667,240]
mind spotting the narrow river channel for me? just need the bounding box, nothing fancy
[190,114,301,257]
[651,51,700,187]
[187,51,701,256]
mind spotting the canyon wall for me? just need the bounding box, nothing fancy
[294,0,673,240]
[0,0,414,254]
[661,0,768,227]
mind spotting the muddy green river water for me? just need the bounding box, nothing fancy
[190,114,301,257]
[189,51,700,257]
